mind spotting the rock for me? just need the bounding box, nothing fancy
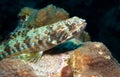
[70,42,120,77]
[0,42,120,77]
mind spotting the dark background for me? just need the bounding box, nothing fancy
[0,0,120,62]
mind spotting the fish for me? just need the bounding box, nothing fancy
[0,16,86,63]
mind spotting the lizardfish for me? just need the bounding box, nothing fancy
[0,16,86,62]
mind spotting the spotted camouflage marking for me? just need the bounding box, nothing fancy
[0,16,86,60]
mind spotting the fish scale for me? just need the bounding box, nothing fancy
[0,16,86,61]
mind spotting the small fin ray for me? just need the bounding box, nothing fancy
[27,51,43,63]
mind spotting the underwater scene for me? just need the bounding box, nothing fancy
[0,0,120,77]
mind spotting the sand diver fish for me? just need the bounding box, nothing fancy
[0,16,86,63]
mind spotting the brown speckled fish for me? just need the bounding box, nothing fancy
[0,16,86,62]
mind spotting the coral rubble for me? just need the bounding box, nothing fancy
[18,4,69,28]
[0,58,37,77]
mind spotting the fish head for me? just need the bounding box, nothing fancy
[65,16,87,38]
[50,16,87,44]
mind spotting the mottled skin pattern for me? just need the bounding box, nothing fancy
[0,16,86,60]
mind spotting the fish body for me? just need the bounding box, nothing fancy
[0,16,86,60]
